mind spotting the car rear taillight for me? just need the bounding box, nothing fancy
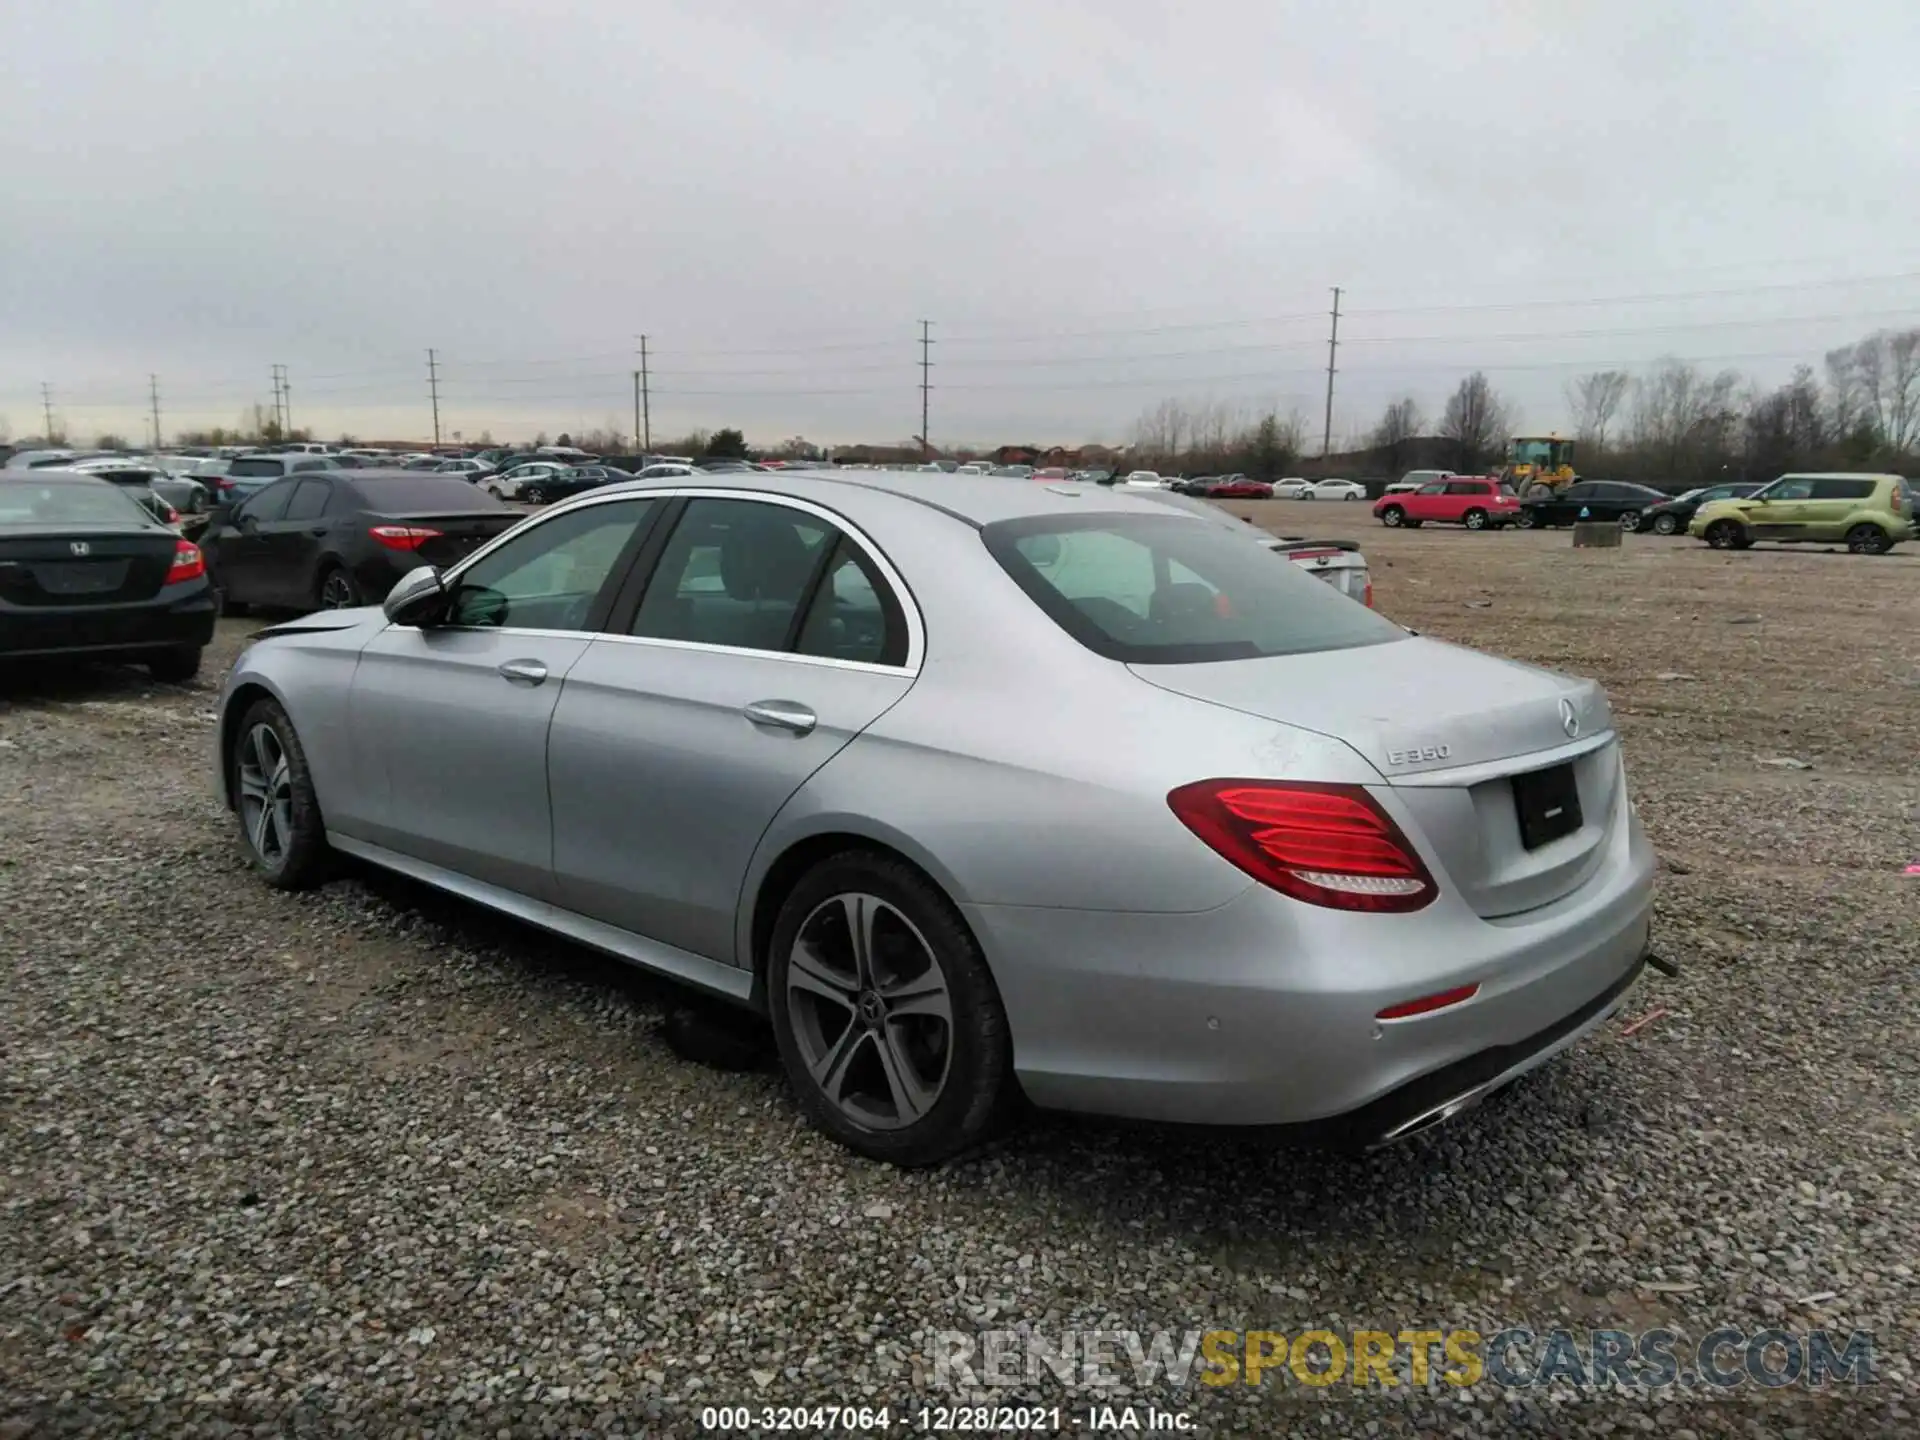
[216,477,236,492]
[164,505,181,525]
[167,539,206,584]
[369,525,443,551]
[1363,577,1374,608]
[1166,779,1437,912]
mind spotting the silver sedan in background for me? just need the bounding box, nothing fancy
[215,471,1654,1165]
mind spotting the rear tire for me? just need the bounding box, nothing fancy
[145,646,202,683]
[1379,506,1405,528]
[1463,508,1488,530]
[1846,523,1891,555]
[1514,509,1537,529]
[766,851,1015,1166]
[229,698,335,891]
[316,566,361,610]
[1704,519,1749,550]
[1652,513,1679,535]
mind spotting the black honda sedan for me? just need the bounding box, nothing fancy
[518,464,634,504]
[1513,479,1670,530]
[201,469,522,613]
[0,473,216,679]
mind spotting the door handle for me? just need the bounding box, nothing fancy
[497,658,549,686]
[743,699,817,735]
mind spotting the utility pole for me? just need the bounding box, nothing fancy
[269,364,286,436]
[280,366,292,438]
[632,371,642,454]
[639,335,651,451]
[918,320,933,459]
[1321,286,1342,460]
[427,349,442,448]
[149,374,163,449]
[40,382,55,442]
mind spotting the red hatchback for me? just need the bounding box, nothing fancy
[1374,476,1520,530]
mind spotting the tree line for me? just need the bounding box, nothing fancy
[1127,324,1919,484]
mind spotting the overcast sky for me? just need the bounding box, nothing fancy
[5,0,1918,450]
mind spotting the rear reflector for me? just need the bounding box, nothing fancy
[369,525,443,551]
[1377,984,1479,1021]
[167,539,205,584]
[1166,780,1437,913]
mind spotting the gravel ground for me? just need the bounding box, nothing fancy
[3,510,1917,1437]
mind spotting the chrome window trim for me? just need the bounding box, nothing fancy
[435,485,926,671]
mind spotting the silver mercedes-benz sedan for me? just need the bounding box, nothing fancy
[216,470,1655,1165]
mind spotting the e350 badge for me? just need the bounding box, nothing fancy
[1386,743,1451,766]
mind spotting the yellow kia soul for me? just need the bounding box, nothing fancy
[1690,472,1914,554]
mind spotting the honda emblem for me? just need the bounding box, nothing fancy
[69,541,90,557]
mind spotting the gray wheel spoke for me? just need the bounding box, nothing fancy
[837,894,877,987]
[250,796,276,857]
[810,1022,868,1103]
[881,972,951,1024]
[873,1026,936,1122]
[789,941,858,1010]
[236,769,269,804]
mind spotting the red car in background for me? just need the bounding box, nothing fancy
[1206,477,1274,499]
[1374,475,1520,530]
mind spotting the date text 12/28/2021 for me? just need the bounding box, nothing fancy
[700,1404,1196,1432]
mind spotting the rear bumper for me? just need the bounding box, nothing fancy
[966,785,1655,1134]
[0,588,216,660]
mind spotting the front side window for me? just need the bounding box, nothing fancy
[631,498,832,653]
[1417,482,1447,495]
[448,498,656,631]
[983,513,1405,664]
[1758,478,1815,501]
[237,481,296,523]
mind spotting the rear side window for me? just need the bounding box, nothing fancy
[982,513,1405,664]
[793,537,907,666]
[283,478,333,521]
[228,456,286,478]
[1445,481,1486,495]
[1809,478,1876,500]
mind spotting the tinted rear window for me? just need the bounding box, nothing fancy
[345,475,507,510]
[0,480,152,526]
[982,513,1404,664]
[228,456,286,477]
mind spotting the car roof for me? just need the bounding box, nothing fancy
[0,468,118,487]
[593,466,1233,528]
[1773,471,1903,481]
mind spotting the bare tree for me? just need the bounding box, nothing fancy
[1438,372,1511,470]
[1847,327,1920,455]
[1626,358,1743,480]
[1369,396,1424,474]
[1564,371,1631,451]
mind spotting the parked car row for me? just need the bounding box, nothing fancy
[1369,471,1915,553]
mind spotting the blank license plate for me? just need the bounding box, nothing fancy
[1513,763,1582,850]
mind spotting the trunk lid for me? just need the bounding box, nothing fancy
[372,509,521,569]
[1131,636,1622,917]
[0,526,179,607]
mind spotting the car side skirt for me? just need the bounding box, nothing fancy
[326,833,757,1007]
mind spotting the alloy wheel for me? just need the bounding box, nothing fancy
[319,571,358,608]
[1619,510,1641,530]
[784,892,954,1131]
[235,723,294,869]
[1514,509,1536,529]
[1653,514,1678,535]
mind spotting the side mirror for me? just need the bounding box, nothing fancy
[384,564,448,626]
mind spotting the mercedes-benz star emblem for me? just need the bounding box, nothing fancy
[1559,698,1580,739]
